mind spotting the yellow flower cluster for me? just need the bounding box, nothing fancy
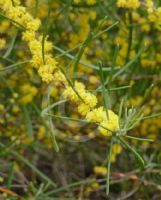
[117,0,140,9]
[0,0,119,137]
[63,83,119,136]
[63,81,97,116]
[0,0,66,84]
[98,113,119,136]
[86,107,119,136]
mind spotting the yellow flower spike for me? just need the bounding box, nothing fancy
[63,81,97,116]
[0,0,120,139]
[63,81,97,105]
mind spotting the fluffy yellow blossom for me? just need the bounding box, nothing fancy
[0,1,58,84]
[98,110,119,136]
[30,53,43,68]
[117,0,140,9]
[63,82,84,104]
[86,107,119,136]
[22,30,35,42]
[86,107,106,123]
[63,81,97,109]
[26,19,41,31]
[83,93,97,108]
[52,71,67,86]
[28,38,52,55]
[78,103,91,116]
[63,82,119,136]
[38,64,56,83]
[7,6,29,25]
[93,166,107,176]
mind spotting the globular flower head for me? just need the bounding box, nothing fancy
[38,64,56,83]
[98,110,119,136]
[86,107,106,123]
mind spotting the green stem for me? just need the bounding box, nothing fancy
[0,60,29,72]
[126,135,154,142]
[0,12,25,30]
[106,136,114,195]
